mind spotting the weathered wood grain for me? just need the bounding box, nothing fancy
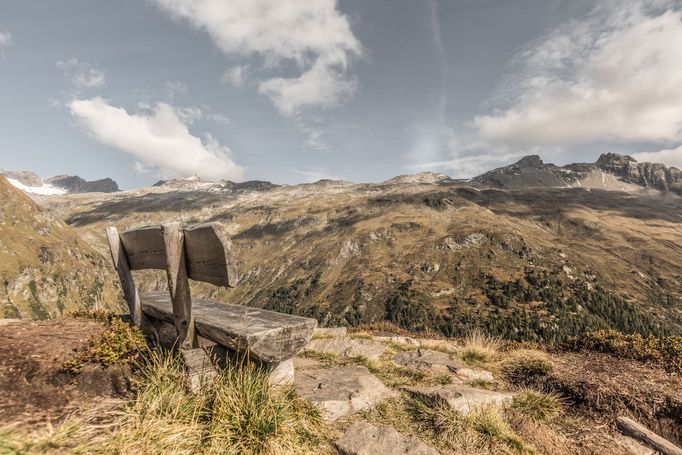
[616,416,682,455]
[162,222,197,349]
[140,291,317,362]
[119,226,166,270]
[106,226,145,326]
[184,223,238,287]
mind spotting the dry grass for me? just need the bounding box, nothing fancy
[362,393,535,454]
[460,330,502,367]
[510,389,563,421]
[1,351,328,455]
[501,350,553,386]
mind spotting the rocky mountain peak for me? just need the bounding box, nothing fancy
[512,155,544,168]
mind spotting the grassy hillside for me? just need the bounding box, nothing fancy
[0,177,123,318]
[45,180,682,342]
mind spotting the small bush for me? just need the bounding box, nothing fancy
[62,318,147,374]
[563,330,682,373]
[510,390,562,421]
[501,350,553,385]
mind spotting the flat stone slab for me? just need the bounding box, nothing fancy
[375,336,420,347]
[335,421,440,455]
[305,336,387,360]
[313,327,348,337]
[404,385,512,414]
[295,365,397,421]
[394,349,494,382]
[140,291,317,363]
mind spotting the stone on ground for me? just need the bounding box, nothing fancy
[294,365,397,421]
[374,335,420,347]
[305,336,386,360]
[335,421,440,455]
[393,349,494,382]
[404,385,512,414]
[313,327,348,337]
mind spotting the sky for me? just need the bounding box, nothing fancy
[1,0,682,189]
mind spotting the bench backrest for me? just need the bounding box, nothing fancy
[106,222,238,349]
[118,223,238,287]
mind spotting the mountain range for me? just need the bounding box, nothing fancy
[2,153,681,343]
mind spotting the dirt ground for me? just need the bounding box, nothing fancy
[0,318,128,426]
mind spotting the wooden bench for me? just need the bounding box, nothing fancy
[105,221,317,388]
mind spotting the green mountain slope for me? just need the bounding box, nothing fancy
[0,176,122,318]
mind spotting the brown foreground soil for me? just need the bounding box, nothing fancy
[0,318,130,426]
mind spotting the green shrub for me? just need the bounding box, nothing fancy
[563,330,682,373]
[62,318,147,374]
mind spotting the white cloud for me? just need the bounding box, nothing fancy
[222,65,249,88]
[475,2,682,153]
[175,105,203,124]
[57,58,106,89]
[151,0,362,115]
[165,79,188,98]
[634,145,682,169]
[0,30,12,49]
[206,113,230,125]
[69,98,243,181]
[259,57,356,116]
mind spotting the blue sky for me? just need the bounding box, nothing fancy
[1,0,681,189]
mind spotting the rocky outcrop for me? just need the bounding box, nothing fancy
[473,153,682,195]
[335,422,440,455]
[294,364,397,420]
[46,175,119,193]
[0,170,43,187]
[596,153,682,195]
[305,336,387,360]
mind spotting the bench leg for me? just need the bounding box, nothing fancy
[264,358,295,387]
[181,348,219,393]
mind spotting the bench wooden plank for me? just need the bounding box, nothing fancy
[162,222,197,349]
[119,226,166,270]
[184,223,238,287]
[140,291,317,363]
[106,226,146,326]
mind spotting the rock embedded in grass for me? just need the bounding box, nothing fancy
[335,421,440,455]
[404,385,513,415]
[393,348,495,383]
[305,336,387,360]
[294,365,397,421]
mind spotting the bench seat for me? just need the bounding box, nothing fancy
[140,291,316,363]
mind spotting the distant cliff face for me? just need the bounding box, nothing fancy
[46,175,120,193]
[0,176,122,319]
[596,153,682,195]
[473,153,682,195]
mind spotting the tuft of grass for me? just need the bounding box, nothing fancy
[501,350,553,386]
[466,406,533,453]
[563,330,682,373]
[207,361,324,454]
[460,330,501,367]
[62,317,147,374]
[510,389,562,421]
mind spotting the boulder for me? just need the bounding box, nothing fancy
[404,385,512,414]
[305,336,386,360]
[313,327,348,338]
[295,365,397,421]
[335,421,440,455]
